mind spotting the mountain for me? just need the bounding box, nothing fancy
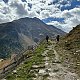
[0,17,66,59]
[64,24,80,51]
[54,24,80,77]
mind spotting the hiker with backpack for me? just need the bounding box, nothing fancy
[46,35,49,43]
[56,35,60,42]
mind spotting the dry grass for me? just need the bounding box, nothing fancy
[0,59,11,69]
[0,54,16,69]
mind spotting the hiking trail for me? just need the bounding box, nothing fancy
[31,41,80,80]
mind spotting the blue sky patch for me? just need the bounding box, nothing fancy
[3,0,8,3]
[42,17,65,23]
[21,0,27,2]
[28,3,32,9]
[61,0,80,11]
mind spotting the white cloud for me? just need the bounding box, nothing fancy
[47,21,66,32]
[47,7,80,32]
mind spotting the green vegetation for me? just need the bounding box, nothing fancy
[6,40,51,80]
[47,50,55,58]
[0,46,11,59]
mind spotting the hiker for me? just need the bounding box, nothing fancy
[56,35,60,42]
[46,35,49,43]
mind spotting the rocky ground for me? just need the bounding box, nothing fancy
[29,41,80,80]
[4,40,80,80]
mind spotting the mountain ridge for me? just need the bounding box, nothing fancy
[0,17,66,59]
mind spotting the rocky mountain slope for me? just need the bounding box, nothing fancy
[5,40,80,80]
[62,24,80,51]
[0,17,65,59]
[55,24,80,76]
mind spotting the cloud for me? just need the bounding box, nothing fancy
[3,0,8,3]
[0,1,11,23]
[0,0,80,32]
[9,0,29,17]
[0,0,30,23]
[47,7,80,32]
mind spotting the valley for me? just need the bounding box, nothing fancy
[0,17,65,59]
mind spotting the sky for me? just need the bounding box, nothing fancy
[0,0,80,32]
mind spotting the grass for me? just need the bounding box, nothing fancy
[47,50,55,59]
[6,40,51,80]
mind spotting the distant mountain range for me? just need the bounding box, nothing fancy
[0,17,66,58]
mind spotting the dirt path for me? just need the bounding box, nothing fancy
[31,41,80,80]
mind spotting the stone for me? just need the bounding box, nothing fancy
[49,72,56,77]
[76,50,80,52]
[13,70,17,74]
[45,62,48,66]
[1,79,6,80]
[44,57,49,61]
[39,69,47,75]
[32,65,39,68]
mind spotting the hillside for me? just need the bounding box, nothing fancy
[0,25,80,80]
[4,40,80,80]
[0,17,66,59]
[55,24,80,76]
[63,24,80,51]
